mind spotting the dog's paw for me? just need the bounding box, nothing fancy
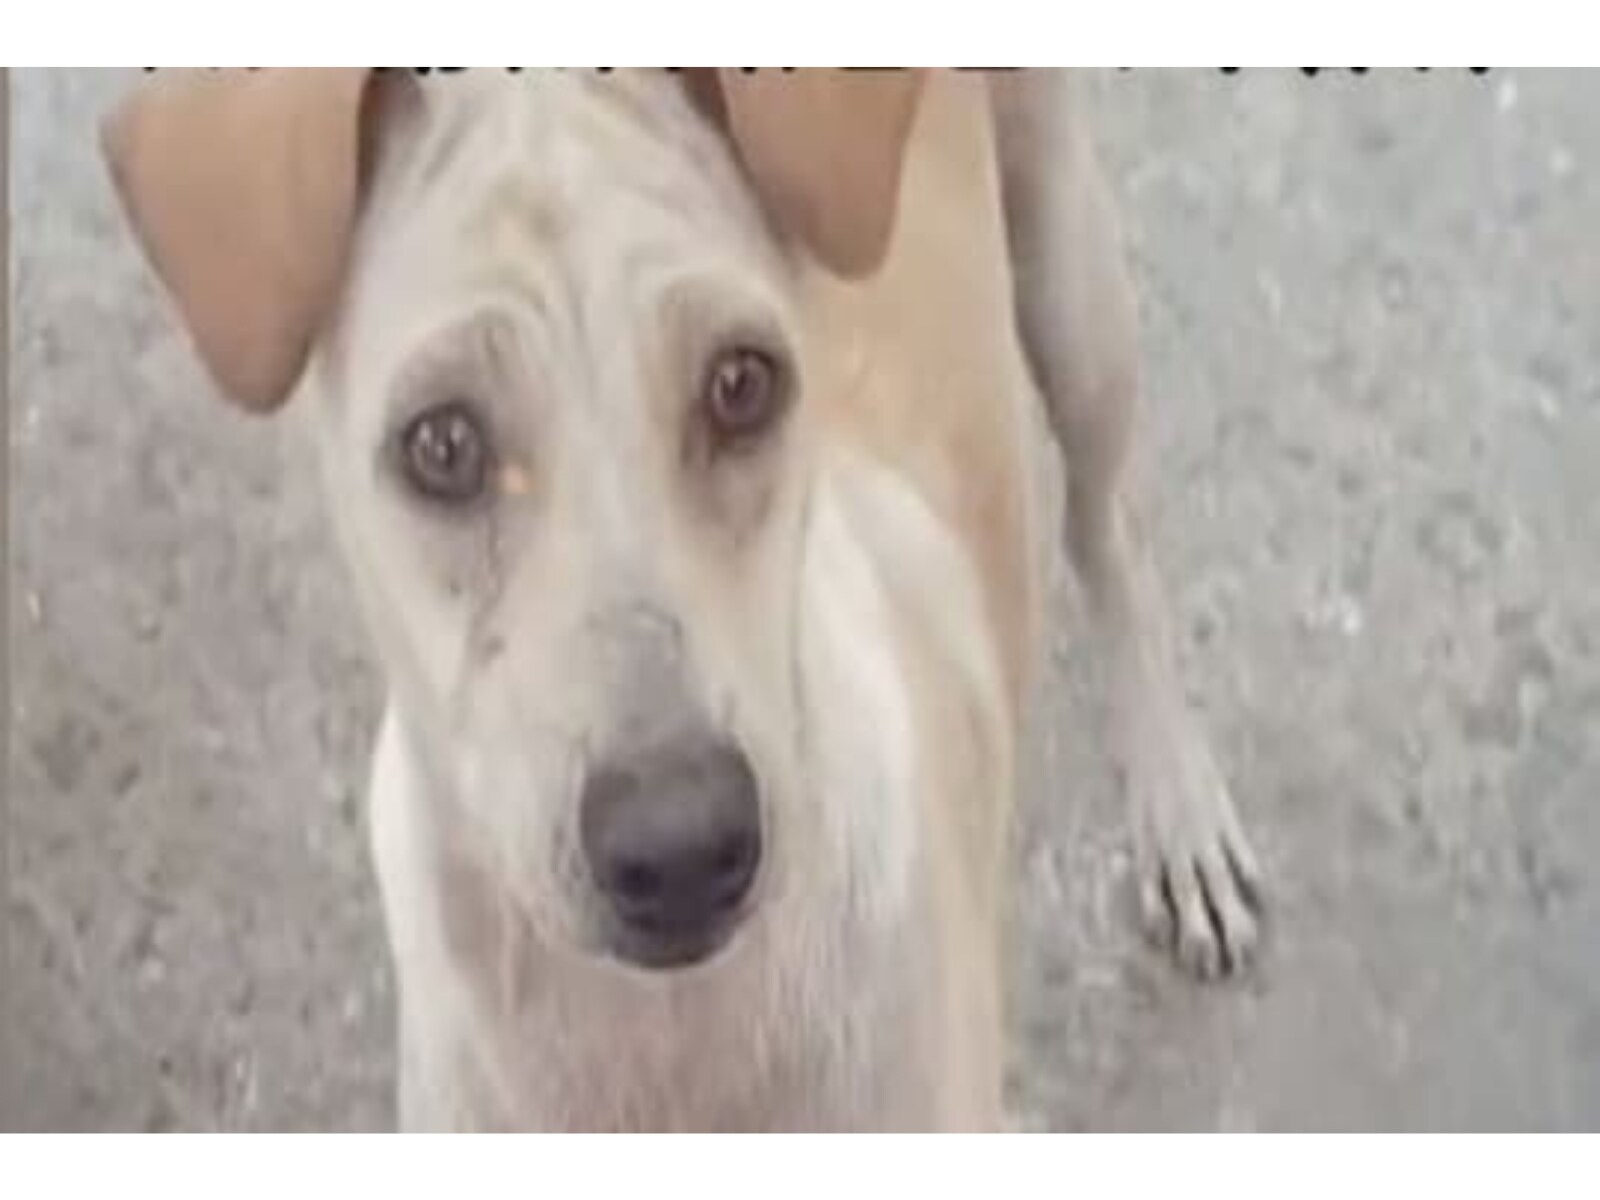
[1122,713,1264,980]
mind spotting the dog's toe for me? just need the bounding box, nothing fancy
[1169,861,1225,978]
[1137,870,1175,947]
[1198,840,1261,973]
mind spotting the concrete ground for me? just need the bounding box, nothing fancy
[6,68,1599,1132]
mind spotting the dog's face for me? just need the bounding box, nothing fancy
[103,68,924,973]
[323,72,813,967]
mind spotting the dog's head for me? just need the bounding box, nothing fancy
[103,68,925,973]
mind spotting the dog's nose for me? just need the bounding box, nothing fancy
[579,736,762,968]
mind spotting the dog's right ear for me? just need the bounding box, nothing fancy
[682,69,926,280]
[101,68,387,413]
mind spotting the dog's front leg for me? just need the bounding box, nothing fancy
[992,71,1263,977]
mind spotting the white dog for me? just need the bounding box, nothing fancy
[102,67,1262,1131]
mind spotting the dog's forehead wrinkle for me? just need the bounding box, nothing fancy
[375,73,524,229]
[343,70,780,444]
[461,75,762,294]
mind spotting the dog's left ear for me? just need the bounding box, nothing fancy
[684,69,927,279]
[100,68,384,412]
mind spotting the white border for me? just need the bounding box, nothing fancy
[0,0,1596,66]
[0,1131,1596,1186]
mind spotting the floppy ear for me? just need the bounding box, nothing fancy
[690,69,927,279]
[101,68,382,412]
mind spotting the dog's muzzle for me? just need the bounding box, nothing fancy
[579,732,763,969]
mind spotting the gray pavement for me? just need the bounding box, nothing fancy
[6,68,1599,1131]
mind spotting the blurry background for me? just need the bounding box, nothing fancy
[6,68,1599,1130]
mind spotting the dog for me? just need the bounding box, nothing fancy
[101,67,1262,1131]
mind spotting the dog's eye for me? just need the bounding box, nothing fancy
[703,347,784,446]
[400,402,491,504]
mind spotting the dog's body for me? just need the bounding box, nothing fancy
[104,68,1261,1131]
